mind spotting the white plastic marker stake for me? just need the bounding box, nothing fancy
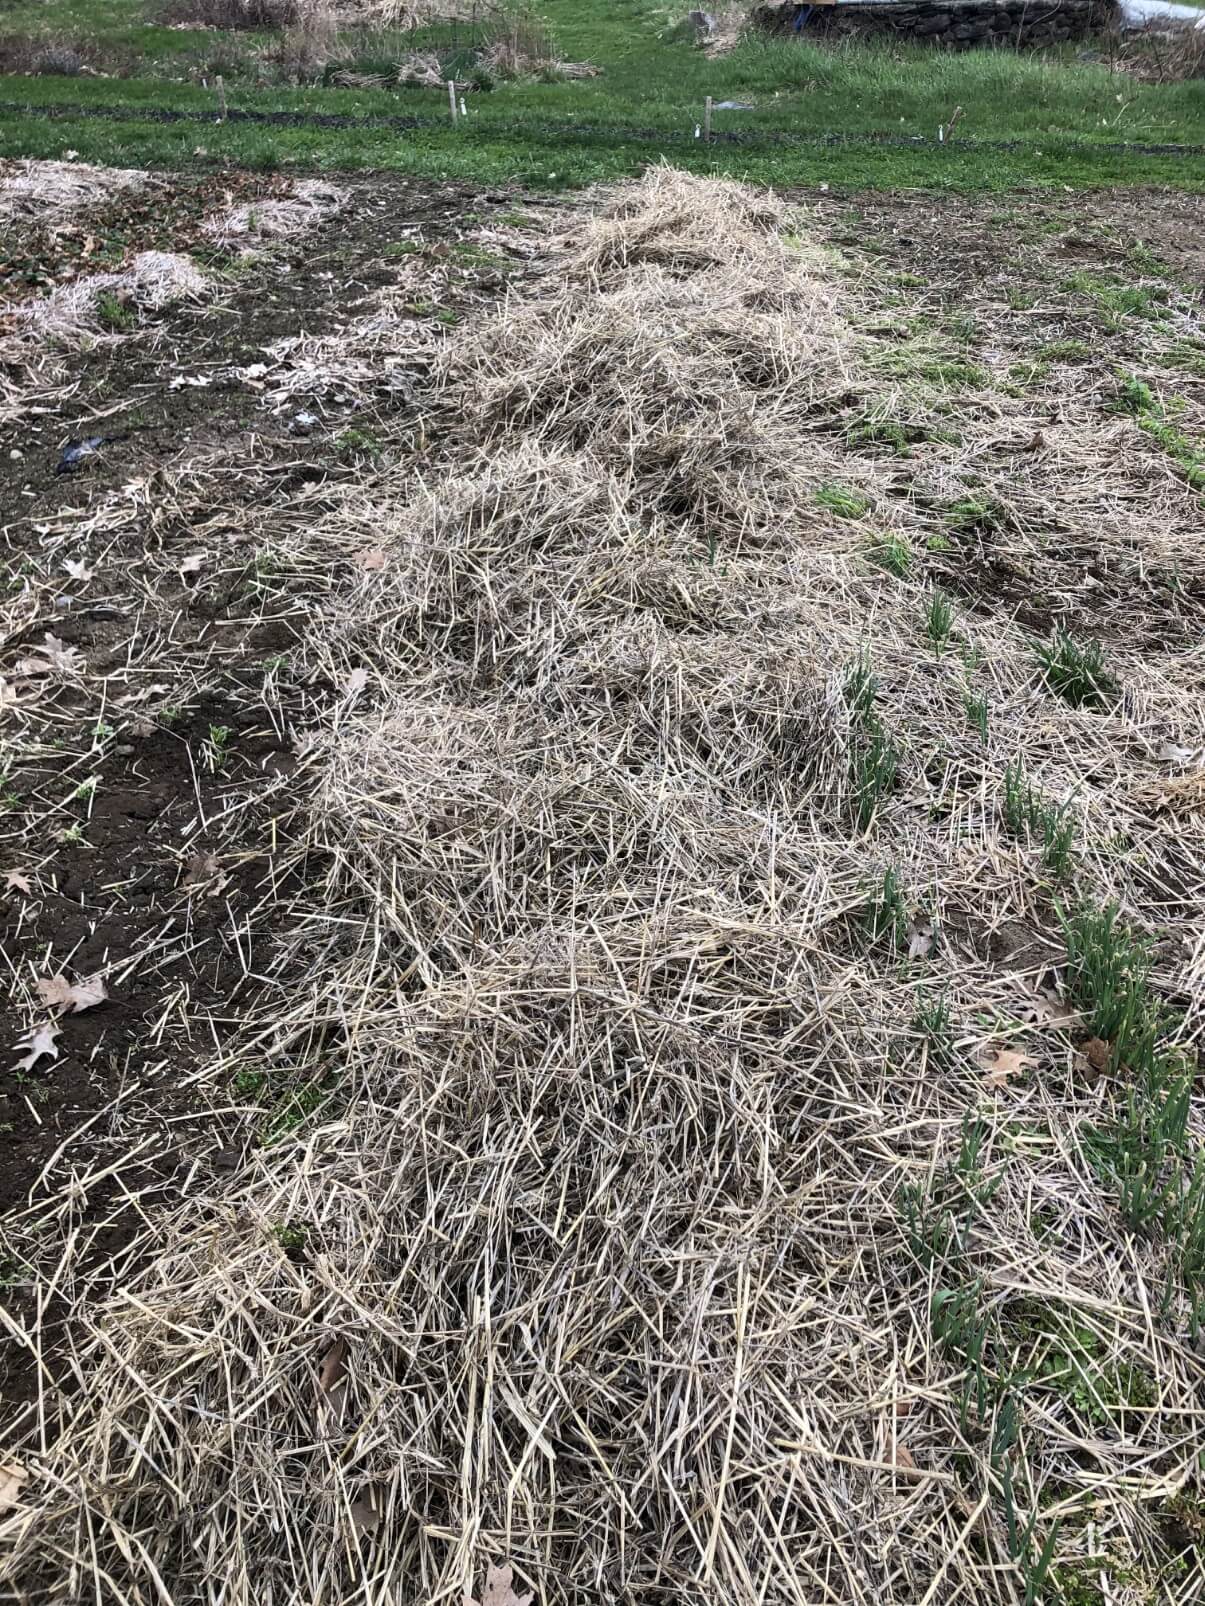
[216,75,226,124]
[448,80,458,125]
[704,95,713,144]
[694,123,701,139]
[460,95,467,118]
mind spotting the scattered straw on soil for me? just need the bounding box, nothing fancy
[2,169,1204,1606]
[0,159,150,225]
[201,178,346,250]
[13,250,208,343]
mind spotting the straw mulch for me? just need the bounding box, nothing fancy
[2,169,1203,1606]
[0,158,150,225]
[201,178,346,250]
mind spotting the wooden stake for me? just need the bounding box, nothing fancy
[703,95,713,144]
[215,75,227,124]
[448,79,458,125]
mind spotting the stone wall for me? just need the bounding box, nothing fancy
[756,0,1118,48]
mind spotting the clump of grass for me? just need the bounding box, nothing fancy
[1060,902,1155,1061]
[95,289,135,331]
[868,532,912,577]
[1002,757,1076,877]
[843,655,900,829]
[913,991,956,1071]
[1112,372,1205,491]
[923,587,954,654]
[861,866,908,952]
[816,483,871,520]
[1038,337,1092,364]
[1065,271,1167,324]
[846,416,928,456]
[964,690,989,744]
[946,494,1008,537]
[1034,630,1117,709]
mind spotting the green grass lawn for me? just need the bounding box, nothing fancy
[0,0,1203,189]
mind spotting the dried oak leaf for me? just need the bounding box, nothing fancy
[14,1023,61,1073]
[62,557,93,583]
[467,1563,533,1606]
[892,1442,918,1471]
[16,634,85,677]
[35,973,107,1014]
[354,547,388,572]
[979,1047,1038,1089]
[4,870,32,894]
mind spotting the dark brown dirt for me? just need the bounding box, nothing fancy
[0,170,537,1417]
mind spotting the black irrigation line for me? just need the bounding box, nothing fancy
[1,94,1203,158]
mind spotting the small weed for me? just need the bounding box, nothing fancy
[335,427,382,462]
[946,494,1008,537]
[449,240,509,270]
[816,483,871,520]
[384,237,424,258]
[843,655,900,830]
[923,587,954,654]
[203,724,232,772]
[1060,902,1155,1061]
[1065,271,1166,324]
[847,417,926,456]
[1006,287,1036,310]
[914,992,956,1071]
[95,290,134,331]
[1002,757,1075,877]
[964,691,989,745]
[1112,372,1205,490]
[868,532,912,577]
[1039,338,1092,364]
[862,867,908,952]
[270,1220,308,1254]
[435,307,460,327]
[1034,631,1117,709]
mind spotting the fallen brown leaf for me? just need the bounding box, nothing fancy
[344,666,369,699]
[892,1442,917,1471]
[1081,1036,1111,1079]
[62,557,93,583]
[16,634,85,677]
[183,852,228,895]
[35,973,108,1014]
[317,1336,350,1431]
[179,553,206,579]
[4,870,32,894]
[354,547,388,571]
[980,1047,1038,1089]
[468,1563,533,1606]
[0,1459,29,1513]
